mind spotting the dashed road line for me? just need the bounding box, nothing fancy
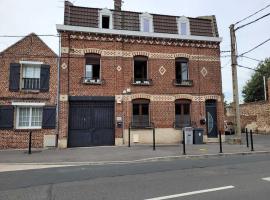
[262,177,270,182]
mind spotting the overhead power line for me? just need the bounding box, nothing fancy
[238,55,263,62]
[236,12,270,30]
[239,38,270,56]
[237,64,258,71]
[235,4,270,25]
[0,34,59,38]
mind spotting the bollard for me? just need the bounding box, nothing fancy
[219,131,223,153]
[182,130,186,155]
[250,130,254,151]
[245,128,249,148]
[28,131,32,154]
[128,127,131,147]
[153,128,156,151]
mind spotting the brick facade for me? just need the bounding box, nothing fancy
[0,33,58,149]
[58,31,224,147]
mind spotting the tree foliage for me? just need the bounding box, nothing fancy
[242,58,270,103]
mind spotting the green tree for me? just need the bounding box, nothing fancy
[242,58,270,103]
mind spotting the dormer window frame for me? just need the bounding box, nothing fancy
[177,16,190,36]
[139,13,153,33]
[99,8,113,29]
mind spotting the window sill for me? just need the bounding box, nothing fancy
[131,79,153,86]
[82,78,104,85]
[16,127,42,130]
[173,80,193,87]
[20,89,41,93]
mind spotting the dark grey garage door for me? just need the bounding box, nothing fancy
[68,98,115,147]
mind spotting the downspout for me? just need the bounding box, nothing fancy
[56,33,61,148]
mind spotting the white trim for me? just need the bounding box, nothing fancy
[177,16,190,36]
[19,61,43,65]
[99,8,113,29]
[15,107,43,130]
[12,102,45,106]
[140,13,154,33]
[56,24,222,42]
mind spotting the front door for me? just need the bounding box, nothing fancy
[205,100,218,138]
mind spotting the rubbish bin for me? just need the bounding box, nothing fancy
[193,128,204,144]
[183,127,193,144]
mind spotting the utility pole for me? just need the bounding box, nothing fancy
[230,24,241,139]
[263,76,267,101]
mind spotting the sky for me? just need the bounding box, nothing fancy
[0,0,270,103]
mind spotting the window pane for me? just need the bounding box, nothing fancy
[143,18,150,32]
[141,104,149,115]
[86,65,93,78]
[23,65,40,78]
[181,23,187,35]
[175,104,181,115]
[92,64,100,79]
[133,104,140,115]
[18,107,30,127]
[181,63,188,81]
[102,16,110,29]
[183,104,190,115]
[31,108,42,127]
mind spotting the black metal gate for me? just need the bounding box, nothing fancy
[68,98,115,147]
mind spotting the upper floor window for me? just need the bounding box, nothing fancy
[133,56,152,85]
[9,61,50,92]
[22,64,41,90]
[84,54,101,84]
[177,16,190,35]
[99,9,113,29]
[140,13,153,32]
[174,58,193,86]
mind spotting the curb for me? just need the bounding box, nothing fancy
[1,150,270,166]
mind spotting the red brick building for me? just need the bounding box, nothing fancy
[57,0,224,148]
[0,33,58,149]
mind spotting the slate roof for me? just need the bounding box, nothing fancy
[63,1,219,37]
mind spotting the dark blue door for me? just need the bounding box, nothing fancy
[205,100,218,138]
[68,101,115,147]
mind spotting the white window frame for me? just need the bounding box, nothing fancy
[177,16,190,35]
[99,8,113,29]
[14,103,44,129]
[140,13,153,33]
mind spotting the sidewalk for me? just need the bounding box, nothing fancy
[0,135,269,171]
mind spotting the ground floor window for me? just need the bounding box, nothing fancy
[16,107,43,129]
[175,99,191,128]
[132,99,150,127]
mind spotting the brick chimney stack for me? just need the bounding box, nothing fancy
[114,0,122,11]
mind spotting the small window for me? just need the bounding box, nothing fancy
[85,54,101,83]
[143,18,150,32]
[180,23,187,35]
[140,13,153,32]
[102,15,110,29]
[178,16,190,35]
[132,99,150,128]
[133,56,149,84]
[175,58,189,84]
[17,107,43,129]
[22,64,41,90]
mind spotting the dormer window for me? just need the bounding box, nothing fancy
[99,8,113,29]
[140,13,153,32]
[177,16,190,35]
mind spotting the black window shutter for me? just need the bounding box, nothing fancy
[42,106,56,129]
[0,106,14,129]
[9,63,21,91]
[40,64,50,92]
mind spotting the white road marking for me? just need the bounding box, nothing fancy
[262,177,270,182]
[145,185,235,200]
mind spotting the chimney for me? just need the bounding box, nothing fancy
[114,0,122,11]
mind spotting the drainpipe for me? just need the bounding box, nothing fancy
[56,33,61,148]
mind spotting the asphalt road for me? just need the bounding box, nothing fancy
[0,154,270,200]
